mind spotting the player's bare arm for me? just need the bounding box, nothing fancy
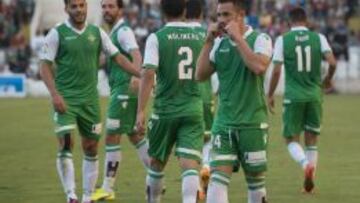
[113,52,141,77]
[129,49,143,93]
[136,68,155,134]
[40,61,66,114]
[195,23,217,81]
[226,21,271,75]
[267,63,282,114]
[323,52,337,90]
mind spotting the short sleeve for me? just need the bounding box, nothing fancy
[143,33,159,69]
[117,27,139,53]
[99,28,119,57]
[272,36,284,64]
[254,33,273,57]
[319,33,332,54]
[39,28,59,62]
[209,38,222,63]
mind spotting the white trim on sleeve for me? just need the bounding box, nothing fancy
[143,33,159,68]
[254,33,273,57]
[319,33,332,53]
[210,37,222,63]
[117,26,139,53]
[272,36,284,63]
[100,28,119,57]
[39,28,59,62]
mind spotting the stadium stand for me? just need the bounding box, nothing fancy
[0,0,359,95]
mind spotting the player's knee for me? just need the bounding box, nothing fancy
[179,158,199,170]
[304,132,317,146]
[82,140,98,157]
[285,136,300,144]
[129,134,144,145]
[245,172,266,190]
[150,158,165,172]
[105,134,121,145]
[59,133,73,152]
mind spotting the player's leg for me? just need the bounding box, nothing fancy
[239,128,269,203]
[93,95,124,200]
[206,128,237,203]
[146,116,177,203]
[54,109,78,202]
[77,103,102,203]
[283,102,309,169]
[127,98,150,168]
[202,102,214,168]
[302,101,322,193]
[176,116,204,203]
[200,102,214,198]
[92,132,121,200]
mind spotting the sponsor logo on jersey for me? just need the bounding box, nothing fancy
[65,36,77,40]
[295,35,309,42]
[219,48,230,53]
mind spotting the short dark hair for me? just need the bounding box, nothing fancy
[218,0,246,10]
[161,0,186,18]
[64,0,89,6]
[289,7,307,23]
[186,0,202,20]
[116,0,124,8]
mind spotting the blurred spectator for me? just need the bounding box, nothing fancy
[0,0,359,77]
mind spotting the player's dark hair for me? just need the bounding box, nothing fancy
[218,0,246,10]
[289,7,307,23]
[161,0,186,18]
[116,0,124,8]
[64,0,89,6]
[186,0,202,20]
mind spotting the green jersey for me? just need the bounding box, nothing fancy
[210,28,272,129]
[272,26,332,102]
[143,22,204,118]
[108,19,138,98]
[40,20,119,105]
[190,22,213,104]
[55,23,101,104]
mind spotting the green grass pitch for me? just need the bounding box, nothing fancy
[0,95,359,203]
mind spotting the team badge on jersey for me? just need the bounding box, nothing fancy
[92,123,102,134]
[88,34,96,43]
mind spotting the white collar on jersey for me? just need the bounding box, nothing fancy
[65,19,88,35]
[187,21,202,27]
[291,26,309,31]
[243,25,253,39]
[165,21,194,28]
[110,18,125,35]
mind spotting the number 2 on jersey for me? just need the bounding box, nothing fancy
[295,45,311,72]
[178,46,193,80]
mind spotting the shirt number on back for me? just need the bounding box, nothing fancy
[295,45,311,72]
[178,46,193,80]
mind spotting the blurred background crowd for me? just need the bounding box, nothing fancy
[0,0,359,81]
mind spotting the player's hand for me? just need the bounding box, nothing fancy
[267,95,275,114]
[52,93,67,114]
[129,77,140,94]
[225,20,243,43]
[206,23,219,43]
[136,111,146,135]
[322,77,334,93]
